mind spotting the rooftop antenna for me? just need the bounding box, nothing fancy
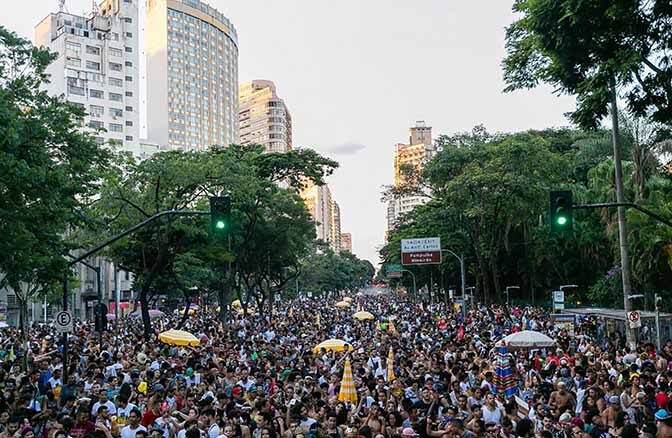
[58,0,68,12]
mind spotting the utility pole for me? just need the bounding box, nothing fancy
[655,294,662,352]
[610,80,636,350]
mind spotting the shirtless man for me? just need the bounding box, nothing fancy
[549,381,575,413]
[602,396,622,429]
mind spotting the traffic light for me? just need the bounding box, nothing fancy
[94,303,107,332]
[210,196,231,237]
[550,190,573,234]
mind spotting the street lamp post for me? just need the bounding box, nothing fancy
[401,269,417,298]
[505,286,520,306]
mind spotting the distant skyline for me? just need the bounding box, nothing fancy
[4,0,576,266]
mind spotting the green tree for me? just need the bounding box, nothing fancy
[95,145,337,338]
[0,26,110,358]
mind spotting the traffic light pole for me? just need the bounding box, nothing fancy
[573,202,672,228]
[61,209,209,383]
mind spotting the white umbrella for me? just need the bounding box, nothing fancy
[498,330,556,349]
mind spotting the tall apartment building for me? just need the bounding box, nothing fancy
[330,201,342,252]
[239,80,292,153]
[387,121,435,231]
[301,182,343,252]
[34,0,140,148]
[146,0,239,150]
[341,233,352,253]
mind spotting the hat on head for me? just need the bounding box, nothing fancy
[609,395,620,405]
[655,409,671,421]
[559,413,572,423]
[570,418,584,428]
[401,428,418,437]
[232,386,243,397]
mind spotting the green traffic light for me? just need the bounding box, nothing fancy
[216,220,226,229]
[557,216,567,225]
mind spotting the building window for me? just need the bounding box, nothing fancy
[125,61,133,67]
[125,120,133,126]
[125,32,133,38]
[124,17,132,23]
[67,84,85,96]
[86,72,103,82]
[109,47,122,57]
[109,107,123,117]
[94,136,105,145]
[89,89,103,98]
[109,62,122,72]
[125,135,134,141]
[109,77,123,87]
[109,92,123,102]
[89,104,104,117]
[85,60,100,71]
[86,45,100,55]
[88,120,104,129]
[125,46,133,53]
[109,123,123,132]
[111,32,119,41]
[125,91,133,97]
[125,76,133,82]
[66,57,81,67]
[125,106,133,112]
[66,41,81,56]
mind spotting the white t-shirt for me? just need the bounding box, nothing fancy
[121,425,147,438]
[208,423,221,438]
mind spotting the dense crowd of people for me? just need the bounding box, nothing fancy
[1,290,672,438]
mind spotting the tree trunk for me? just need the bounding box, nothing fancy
[176,292,190,330]
[610,81,635,349]
[490,255,502,304]
[19,298,28,371]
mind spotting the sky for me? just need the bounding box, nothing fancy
[4,0,576,267]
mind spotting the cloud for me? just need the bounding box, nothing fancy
[323,142,366,155]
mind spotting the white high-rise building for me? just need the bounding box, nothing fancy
[386,121,435,233]
[34,0,141,149]
[145,0,239,150]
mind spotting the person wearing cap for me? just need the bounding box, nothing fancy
[602,395,622,429]
[655,409,672,437]
[401,427,418,438]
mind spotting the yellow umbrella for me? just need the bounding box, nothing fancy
[313,339,353,354]
[316,313,321,329]
[352,311,375,321]
[387,347,395,381]
[158,329,201,346]
[343,297,353,303]
[376,321,381,331]
[388,320,397,333]
[335,301,350,308]
[231,299,242,307]
[338,358,358,404]
[237,308,255,315]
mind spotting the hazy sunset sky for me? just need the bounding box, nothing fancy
[4,0,576,266]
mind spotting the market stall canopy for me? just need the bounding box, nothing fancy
[158,329,201,346]
[352,311,375,321]
[498,330,556,349]
[313,339,353,353]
